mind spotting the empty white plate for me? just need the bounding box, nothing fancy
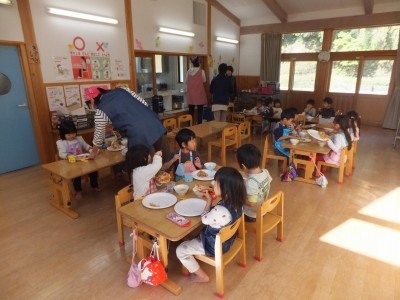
[174,198,207,217]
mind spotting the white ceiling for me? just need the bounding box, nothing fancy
[217,0,400,26]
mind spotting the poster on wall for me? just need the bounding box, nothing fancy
[46,86,66,111]
[64,85,81,108]
[114,59,126,79]
[70,54,92,80]
[53,56,72,81]
[91,56,111,80]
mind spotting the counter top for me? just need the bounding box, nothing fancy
[138,89,185,98]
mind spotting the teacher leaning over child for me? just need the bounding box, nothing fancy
[86,86,168,160]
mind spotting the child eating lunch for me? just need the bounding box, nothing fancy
[273,109,295,158]
[176,167,246,283]
[126,144,162,200]
[56,120,100,200]
[162,128,203,181]
[237,144,272,222]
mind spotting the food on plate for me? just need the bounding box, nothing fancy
[194,184,214,194]
[156,171,171,184]
[110,140,122,149]
[319,131,328,140]
[149,202,160,207]
[196,170,208,177]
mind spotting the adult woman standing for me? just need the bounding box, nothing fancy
[186,56,207,124]
[210,63,232,121]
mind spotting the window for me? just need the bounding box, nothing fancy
[332,26,400,52]
[282,31,323,53]
[177,56,186,83]
[279,61,290,90]
[359,60,394,95]
[329,61,359,93]
[293,61,317,91]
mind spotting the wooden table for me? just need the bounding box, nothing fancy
[188,120,237,139]
[282,140,330,185]
[42,150,125,219]
[119,179,216,295]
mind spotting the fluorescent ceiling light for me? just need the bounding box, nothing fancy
[47,7,118,25]
[0,0,12,5]
[159,27,194,37]
[216,36,239,44]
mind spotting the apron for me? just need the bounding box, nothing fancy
[274,128,291,157]
[64,140,83,155]
[175,150,196,177]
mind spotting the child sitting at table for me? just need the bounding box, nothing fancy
[304,98,317,117]
[273,109,295,158]
[247,99,265,114]
[102,124,125,178]
[237,144,272,222]
[272,99,282,119]
[126,144,162,200]
[314,115,352,175]
[56,120,100,200]
[318,97,336,118]
[260,98,275,133]
[162,128,203,181]
[347,111,361,141]
[176,167,246,283]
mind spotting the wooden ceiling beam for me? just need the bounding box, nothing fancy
[262,0,287,23]
[241,11,400,35]
[207,0,241,26]
[363,0,374,15]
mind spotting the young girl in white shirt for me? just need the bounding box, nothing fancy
[126,144,162,200]
[347,111,361,141]
[176,167,246,283]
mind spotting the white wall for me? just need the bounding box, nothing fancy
[0,2,24,42]
[210,7,240,78]
[239,34,261,76]
[132,0,207,55]
[30,0,130,83]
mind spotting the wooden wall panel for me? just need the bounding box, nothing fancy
[236,75,260,92]
[284,91,315,112]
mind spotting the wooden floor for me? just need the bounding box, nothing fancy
[1,126,400,299]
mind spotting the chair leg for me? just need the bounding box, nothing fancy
[277,221,283,242]
[338,165,344,184]
[117,214,124,246]
[215,263,224,298]
[255,226,263,261]
[208,143,212,162]
[221,147,226,166]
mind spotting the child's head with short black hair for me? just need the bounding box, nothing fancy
[273,99,281,108]
[323,97,333,108]
[175,128,197,151]
[280,108,295,126]
[265,98,273,108]
[125,144,150,171]
[58,120,77,140]
[307,98,315,106]
[236,144,261,171]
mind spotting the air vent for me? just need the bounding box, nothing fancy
[193,1,206,26]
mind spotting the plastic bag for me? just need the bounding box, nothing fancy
[138,240,167,286]
[311,158,328,188]
[127,229,142,288]
[281,162,298,182]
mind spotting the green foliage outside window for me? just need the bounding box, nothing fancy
[282,32,323,53]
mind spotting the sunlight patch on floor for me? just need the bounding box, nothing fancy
[358,187,400,225]
[320,218,400,267]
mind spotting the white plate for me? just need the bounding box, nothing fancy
[142,193,177,209]
[307,129,328,142]
[107,145,127,152]
[174,198,207,217]
[192,169,216,181]
[301,138,312,143]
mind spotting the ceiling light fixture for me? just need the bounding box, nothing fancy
[159,27,195,37]
[47,7,118,25]
[0,0,13,5]
[216,36,239,44]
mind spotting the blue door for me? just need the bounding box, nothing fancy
[0,45,39,173]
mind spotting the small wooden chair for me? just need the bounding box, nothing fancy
[352,140,358,169]
[345,142,355,177]
[245,191,284,261]
[208,126,238,166]
[163,117,177,132]
[194,214,246,298]
[251,115,264,135]
[237,121,251,147]
[317,147,348,184]
[115,184,134,246]
[295,114,306,125]
[178,114,193,128]
[231,113,245,125]
[261,135,287,174]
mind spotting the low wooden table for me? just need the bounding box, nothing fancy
[42,150,125,219]
[119,179,216,295]
[282,140,330,185]
[188,120,237,139]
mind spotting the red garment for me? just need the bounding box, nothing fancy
[186,69,207,105]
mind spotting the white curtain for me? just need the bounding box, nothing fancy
[260,33,282,82]
[382,32,400,129]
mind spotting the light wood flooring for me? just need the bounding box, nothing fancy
[1,126,400,299]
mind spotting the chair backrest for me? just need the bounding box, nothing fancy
[238,121,250,136]
[296,114,306,125]
[163,118,177,131]
[222,126,237,144]
[252,115,263,123]
[261,134,273,167]
[115,184,134,209]
[259,191,284,216]
[231,113,245,124]
[178,114,192,128]
[217,214,243,244]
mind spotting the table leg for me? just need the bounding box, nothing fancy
[48,173,79,219]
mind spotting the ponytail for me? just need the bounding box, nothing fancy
[334,115,352,150]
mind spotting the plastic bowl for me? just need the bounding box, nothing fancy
[204,162,216,171]
[299,131,308,138]
[317,140,327,147]
[192,186,205,198]
[173,184,189,196]
[290,138,300,145]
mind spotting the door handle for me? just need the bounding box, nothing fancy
[18,103,28,108]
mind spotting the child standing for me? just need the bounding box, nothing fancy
[347,111,361,141]
[273,109,295,157]
[126,144,162,200]
[176,167,246,282]
[318,97,336,118]
[304,99,316,117]
[237,144,272,222]
[314,115,352,171]
[56,120,100,200]
[162,128,203,181]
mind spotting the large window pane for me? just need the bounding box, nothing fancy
[359,60,394,95]
[282,31,323,53]
[279,61,290,90]
[332,26,400,52]
[329,61,358,93]
[293,61,317,91]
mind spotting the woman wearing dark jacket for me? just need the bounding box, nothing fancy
[210,63,233,122]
